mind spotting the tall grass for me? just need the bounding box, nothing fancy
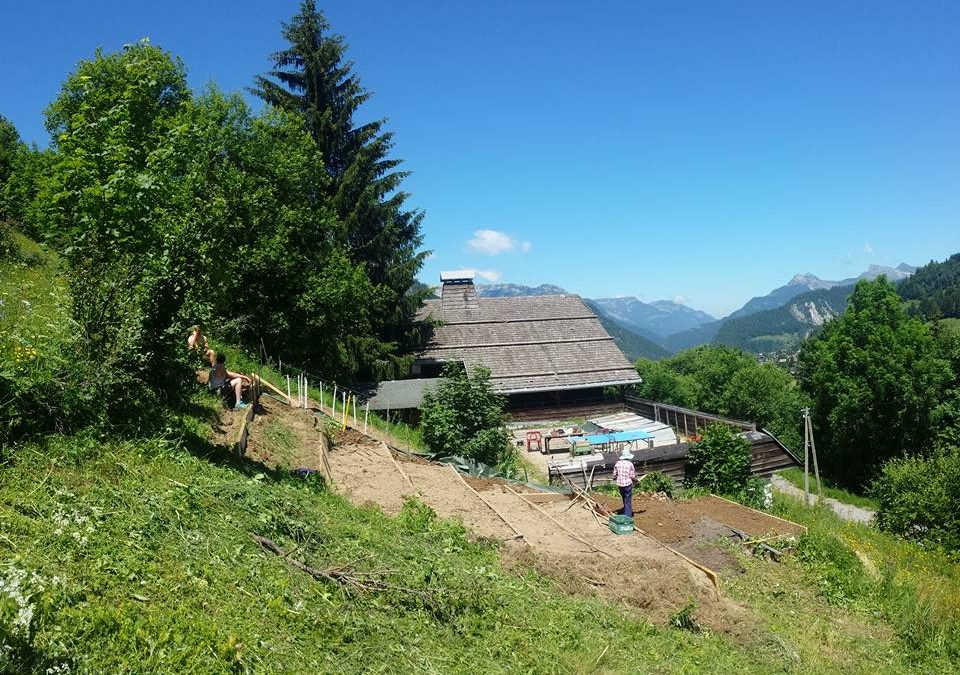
[772,493,960,663]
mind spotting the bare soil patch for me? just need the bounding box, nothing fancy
[593,492,804,573]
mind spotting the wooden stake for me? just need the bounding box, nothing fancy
[352,395,357,428]
[381,442,415,489]
[364,402,369,434]
[803,409,810,506]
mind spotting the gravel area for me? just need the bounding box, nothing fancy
[771,475,875,524]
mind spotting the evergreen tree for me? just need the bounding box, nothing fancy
[253,1,428,377]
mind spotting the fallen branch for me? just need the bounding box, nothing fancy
[250,533,434,600]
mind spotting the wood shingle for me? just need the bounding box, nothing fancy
[416,292,641,393]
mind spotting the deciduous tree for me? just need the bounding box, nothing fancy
[797,278,949,488]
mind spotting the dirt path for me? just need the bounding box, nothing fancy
[771,475,875,524]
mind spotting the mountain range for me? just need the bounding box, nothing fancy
[727,264,916,319]
[474,261,917,359]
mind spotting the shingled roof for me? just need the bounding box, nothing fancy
[415,282,641,394]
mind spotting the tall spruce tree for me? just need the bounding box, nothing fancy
[253,1,428,376]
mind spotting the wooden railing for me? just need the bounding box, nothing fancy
[623,396,756,434]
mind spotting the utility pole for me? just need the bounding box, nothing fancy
[801,408,823,505]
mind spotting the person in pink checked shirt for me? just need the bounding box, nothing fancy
[611,448,637,517]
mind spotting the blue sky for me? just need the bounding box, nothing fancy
[3,1,958,316]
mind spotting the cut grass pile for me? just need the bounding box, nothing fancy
[778,467,879,510]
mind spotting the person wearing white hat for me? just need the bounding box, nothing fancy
[612,448,637,517]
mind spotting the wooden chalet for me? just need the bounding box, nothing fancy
[365,271,641,418]
[411,271,642,413]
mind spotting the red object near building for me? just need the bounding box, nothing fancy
[525,431,543,453]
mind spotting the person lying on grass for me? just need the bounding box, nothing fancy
[187,324,215,367]
[208,352,251,410]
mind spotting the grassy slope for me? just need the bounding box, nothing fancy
[2,406,788,674]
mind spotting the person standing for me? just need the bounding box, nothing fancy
[612,449,637,517]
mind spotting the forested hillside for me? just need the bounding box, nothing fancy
[712,285,852,352]
[899,253,960,319]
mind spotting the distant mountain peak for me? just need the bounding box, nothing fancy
[896,263,917,273]
[789,273,824,286]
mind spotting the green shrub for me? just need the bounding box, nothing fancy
[420,363,509,465]
[637,471,675,497]
[872,449,960,552]
[684,424,752,496]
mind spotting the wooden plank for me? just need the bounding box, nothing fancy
[380,442,416,489]
[503,485,615,559]
[655,540,719,588]
[514,492,570,503]
[449,467,529,544]
[233,404,256,457]
[317,432,334,482]
[253,374,291,406]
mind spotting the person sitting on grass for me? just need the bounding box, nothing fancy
[187,324,215,367]
[208,352,251,410]
[612,448,637,517]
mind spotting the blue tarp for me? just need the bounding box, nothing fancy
[566,430,653,446]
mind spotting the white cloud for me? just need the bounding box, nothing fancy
[473,269,502,282]
[864,242,874,255]
[454,268,502,282]
[466,229,531,256]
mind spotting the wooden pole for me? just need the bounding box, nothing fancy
[803,409,810,506]
[352,395,357,428]
[808,414,822,498]
[286,375,291,404]
[332,385,337,418]
[364,402,369,434]
[319,382,323,414]
[342,394,349,430]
